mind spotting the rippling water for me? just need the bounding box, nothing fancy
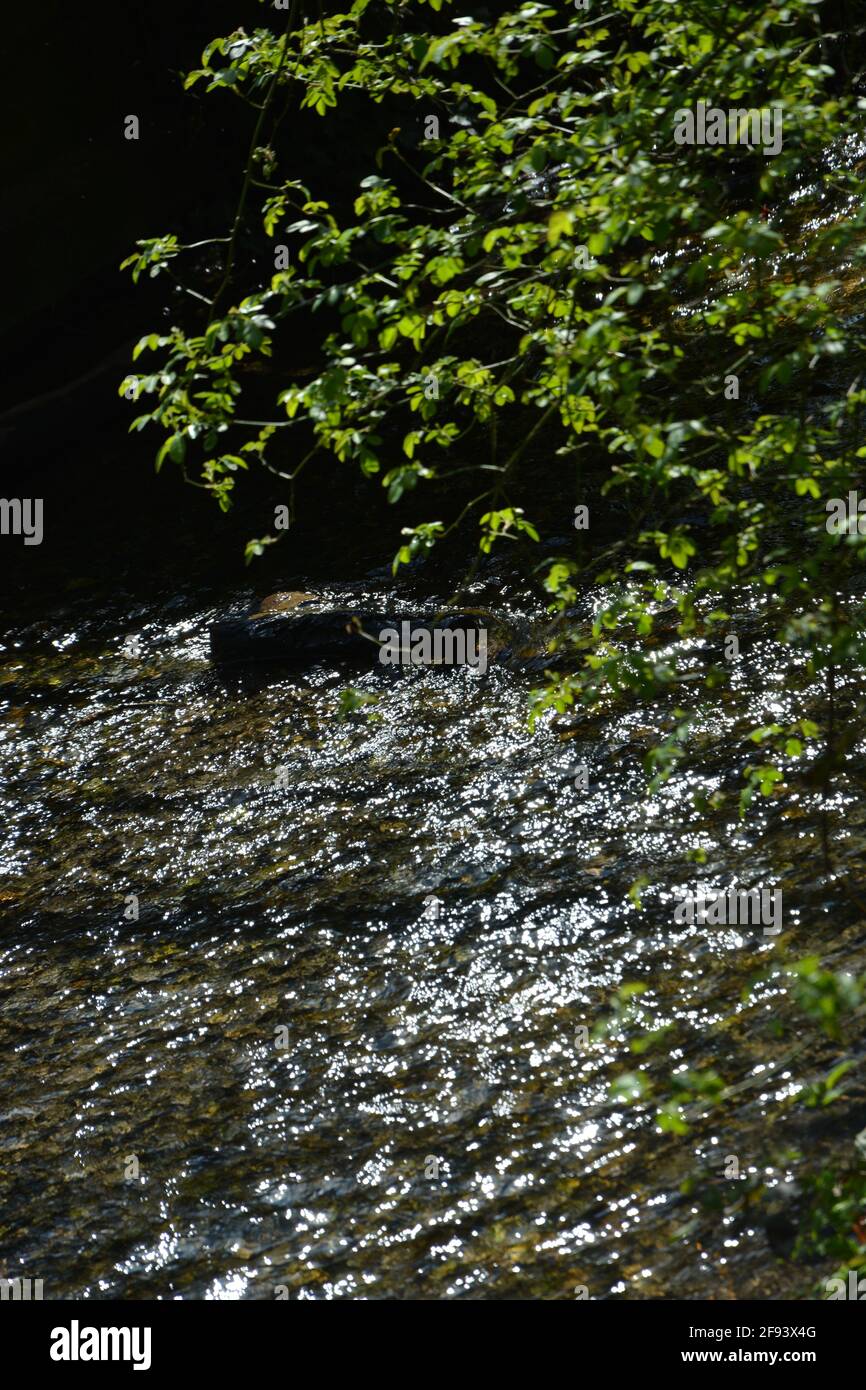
[3,551,864,1300]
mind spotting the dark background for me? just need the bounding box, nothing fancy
[0,1,411,600]
[1,2,262,594]
[2,2,259,426]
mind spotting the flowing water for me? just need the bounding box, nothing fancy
[3,536,864,1301]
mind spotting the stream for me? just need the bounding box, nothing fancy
[2,532,864,1300]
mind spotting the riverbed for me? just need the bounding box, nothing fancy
[2,530,864,1300]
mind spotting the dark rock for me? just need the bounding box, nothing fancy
[211,604,494,667]
[208,590,578,672]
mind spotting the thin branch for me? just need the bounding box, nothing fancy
[209,5,299,321]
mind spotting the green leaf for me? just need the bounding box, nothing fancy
[547,210,573,246]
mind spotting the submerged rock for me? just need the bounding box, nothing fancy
[211,591,493,668]
[209,590,568,672]
[247,591,318,619]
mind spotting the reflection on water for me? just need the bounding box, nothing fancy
[2,565,863,1301]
